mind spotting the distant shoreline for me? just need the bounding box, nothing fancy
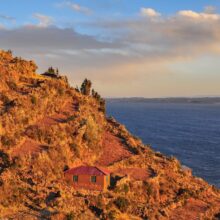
[106,97,220,104]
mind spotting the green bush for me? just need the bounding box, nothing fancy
[114,197,130,212]
[123,184,129,194]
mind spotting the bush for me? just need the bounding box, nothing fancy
[123,184,129,194]
[91,89,106,114]
[1,136,15,147]
[107,210,118,220]
[58,87,65,96]
[0,150,11,174]
[31,96,37,105]
[66,212,75,220]
[7,80,17,90]
[83,116,101,150]
[66,115,75,123]
[143,182,153,196]
[114,197,130,212]
[69,143,80,157]
[80,78,92,96]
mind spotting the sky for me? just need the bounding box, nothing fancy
[0,0,220,97]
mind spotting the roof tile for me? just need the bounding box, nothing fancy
[65,166,110,176]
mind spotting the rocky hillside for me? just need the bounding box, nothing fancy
[0,50,219,220]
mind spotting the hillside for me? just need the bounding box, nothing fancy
[0,50,219,220]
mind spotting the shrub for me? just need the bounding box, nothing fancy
[83,116,101,150]
[214,212,220,219]
[0,150,11,174]
[96,194,104,209]
[1,136,15,147]
[99,98,106,114]
[58,87,65,96]
[143,182,153,196]
[31,96,37,105]
[107,210,118,220]
[91,89,106,114]
[69,143,80,157]
[123,184,129,194]
[66,115,76,123]
[114,197,130,212]
[80,78,92,96]
[7,80,17,90]
[66,212,75,220]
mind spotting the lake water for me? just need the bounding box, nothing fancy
[107,100,220,188]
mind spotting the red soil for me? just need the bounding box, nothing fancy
[37,99,78,127]
[13,99,79,157]
[37,114,66,127]
[114,168,151,181]
[169,198,209,220]
[97,132,132,166]
[11,138,46,157]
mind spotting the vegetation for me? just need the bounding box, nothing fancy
[80,78,92,96]
[83,116,102,151]
[46,67,59,76]
[31,96,37,105]
[0,49,219,220]
[92,89,106,114]
[114,197,130,212]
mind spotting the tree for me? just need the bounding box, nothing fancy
[91,89,106,114]
[48,67,55,74]
[80,78,92,96]
[99,98,106,114]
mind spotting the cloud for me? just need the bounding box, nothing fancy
[0,14,15,22]
[140,8,161,17]
[33,13,54,27]
[1,8,220,96]
[177,10,219,20]
[204,5,217,14]
[0,26,117,52]
[0,23,4,29]
[58,1,92,15]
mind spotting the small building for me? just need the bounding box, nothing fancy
[64,166,111,191]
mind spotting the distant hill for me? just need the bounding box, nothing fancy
[0,50,219,220]
[107,97,220,104]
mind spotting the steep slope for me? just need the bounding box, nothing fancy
[0,50,219,220]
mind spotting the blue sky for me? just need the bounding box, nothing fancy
[1,0,220,28]
[0,0,220,97]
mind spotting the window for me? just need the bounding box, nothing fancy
[73,175,78,182]
[91,176,96,183]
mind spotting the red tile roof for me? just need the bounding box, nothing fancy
[65,166,110,176]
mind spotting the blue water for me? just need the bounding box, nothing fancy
[107,101,220,188]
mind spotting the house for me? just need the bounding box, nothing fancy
[64,166,111,191]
